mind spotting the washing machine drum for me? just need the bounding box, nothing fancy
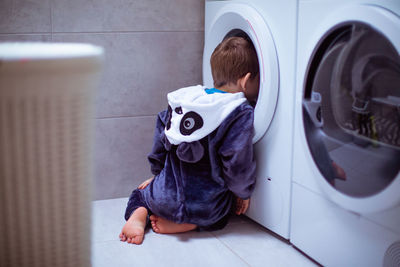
[303,22,400,198]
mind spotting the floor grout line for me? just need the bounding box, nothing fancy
[91,239,122,246]
[210,231,252,267]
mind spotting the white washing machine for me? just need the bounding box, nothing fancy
[291,0,400,266]
[203,0,297,239]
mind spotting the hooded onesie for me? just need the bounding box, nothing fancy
[124,85,256,230]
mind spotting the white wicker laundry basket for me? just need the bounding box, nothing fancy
[0,43,103,267]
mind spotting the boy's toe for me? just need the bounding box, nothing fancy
[133,235,144,245]
[151,222,160,233]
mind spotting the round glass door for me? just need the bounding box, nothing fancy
[303,22,400,198]
[203,3,279,143]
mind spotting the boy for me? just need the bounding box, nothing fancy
[120,36,259,245]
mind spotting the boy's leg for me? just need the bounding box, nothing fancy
[120,189,149,245]
[150,215,197,234]
[120,207,148,245]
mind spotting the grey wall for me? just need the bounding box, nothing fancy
[0,0,205,200]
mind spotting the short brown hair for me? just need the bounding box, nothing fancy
[210,37,259,88]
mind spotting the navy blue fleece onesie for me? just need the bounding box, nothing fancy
[125,85,256,230]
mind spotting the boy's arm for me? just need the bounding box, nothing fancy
[147,109,169,175]
[137,176,155,189]
[235,197,250,215]
[219,106,256,200]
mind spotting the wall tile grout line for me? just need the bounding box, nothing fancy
[50,0,53,38]
[52,30,204,34]
[0,33,53,36]
[0,31,204,36]
[95,115,157,120]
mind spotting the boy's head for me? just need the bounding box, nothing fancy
[210,36,260,101]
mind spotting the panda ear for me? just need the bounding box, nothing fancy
[176,141,204,163]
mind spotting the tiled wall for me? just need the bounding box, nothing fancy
[0,0,205,200]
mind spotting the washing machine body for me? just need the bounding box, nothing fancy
[291,0,400,266]
[203,0,297,239]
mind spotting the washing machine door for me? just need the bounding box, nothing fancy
[203,3,278,143]
[302,5,400,214]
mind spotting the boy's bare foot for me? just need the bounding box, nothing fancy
[119,207,148,245]
[150,215,197,234]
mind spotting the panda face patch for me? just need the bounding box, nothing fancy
[180,111,203,136]
[166,105,204,137]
